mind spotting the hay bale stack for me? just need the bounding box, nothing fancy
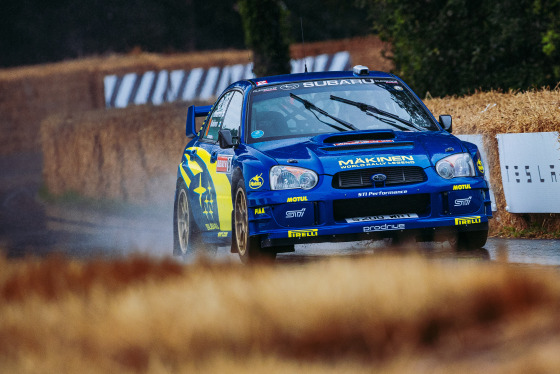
[426,89,560,235]
[1,37,391,156]
[0,48,254,156]
[0,68,104,155]
[41,103,189,205]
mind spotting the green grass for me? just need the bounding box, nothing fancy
[499,223,560,239]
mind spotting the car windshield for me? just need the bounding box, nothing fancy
[247,78,440,143]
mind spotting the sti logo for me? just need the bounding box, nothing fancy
[285,208,306,218]
[454,196,472,207]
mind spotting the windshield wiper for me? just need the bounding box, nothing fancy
[330,95,425,132]
[290,93,358,131]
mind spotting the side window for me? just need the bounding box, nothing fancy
[201,92,233,141]
[221,91,243,140]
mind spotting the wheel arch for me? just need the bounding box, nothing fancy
[231,167,244,200]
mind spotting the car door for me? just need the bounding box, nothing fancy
[189,90,243,234]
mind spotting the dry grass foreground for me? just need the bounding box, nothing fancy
[1,253,560,373]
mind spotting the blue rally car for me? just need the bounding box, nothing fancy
[173,65,492,262]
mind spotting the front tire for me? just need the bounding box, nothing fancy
[233,179,276,264]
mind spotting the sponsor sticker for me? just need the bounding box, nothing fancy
[287,196,308,202]
[477,159,484,174]
[249,174,264,189]
[255,207,265,215]
[338,155,415,169]
[346,213,418,223]
[251,130,264,139]
[206,223,219,230]
[455,216,481,225]
[363,223,405,232]
[216,155,232,173]
[279,83,299,90]
[256,80,268,86]
[288,229,318,238]
[254,87,278,93]
[333,139,394,146]
[357,189,408,198]
[285,208,306,218]
[302,79,379,88]
[452,184,471,190]
[454,196,472,207]
[218,232,228,237]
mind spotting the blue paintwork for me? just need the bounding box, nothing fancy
[177,69,492,248]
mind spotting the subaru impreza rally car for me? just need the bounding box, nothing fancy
[173,65,492,262]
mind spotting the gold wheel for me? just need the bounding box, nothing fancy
[176,188,190,254]
[234,187,248,257]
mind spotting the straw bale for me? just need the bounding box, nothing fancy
[426,89,560,235]
[41,103,191,205]
[1,37,391,155]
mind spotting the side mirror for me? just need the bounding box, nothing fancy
[439,115,452,133]
[218,129,234,149]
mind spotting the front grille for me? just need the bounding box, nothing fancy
[333,194,430,221]
[333,166,427,189]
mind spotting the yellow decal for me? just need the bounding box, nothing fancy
[477,159,484,174]
[249,174,264,189]
[288,229,318,238]
[287,196,308,202]
[453,184,471,190]
[179,164,192,188]
[455,216,481,225]
[187,147,233,230]
[218,232,228,237]
[206,223,220,230]
[255,207,265,215]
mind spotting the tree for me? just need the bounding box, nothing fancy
[360,0,560,97]
[238,0,291,77]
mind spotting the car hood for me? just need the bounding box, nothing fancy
[251,130,465,175]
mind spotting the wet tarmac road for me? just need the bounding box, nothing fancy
[272,238,560,266]
[1,152,559,265]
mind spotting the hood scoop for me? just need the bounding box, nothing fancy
[321,131,413,152]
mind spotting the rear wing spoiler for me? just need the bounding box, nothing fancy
[185,105,212,137]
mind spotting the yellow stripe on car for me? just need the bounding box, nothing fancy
[188,147,233,230]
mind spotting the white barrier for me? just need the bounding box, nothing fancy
[103,52,351,109]
[497,132,560,213]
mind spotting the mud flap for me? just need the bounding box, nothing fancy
[230,210,238,253]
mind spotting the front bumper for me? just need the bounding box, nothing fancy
[247,173,492,249]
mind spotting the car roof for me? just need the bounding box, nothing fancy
[227,70,397,92]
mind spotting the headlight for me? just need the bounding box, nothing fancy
[435,153,475,179]
[270,165,318,190]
